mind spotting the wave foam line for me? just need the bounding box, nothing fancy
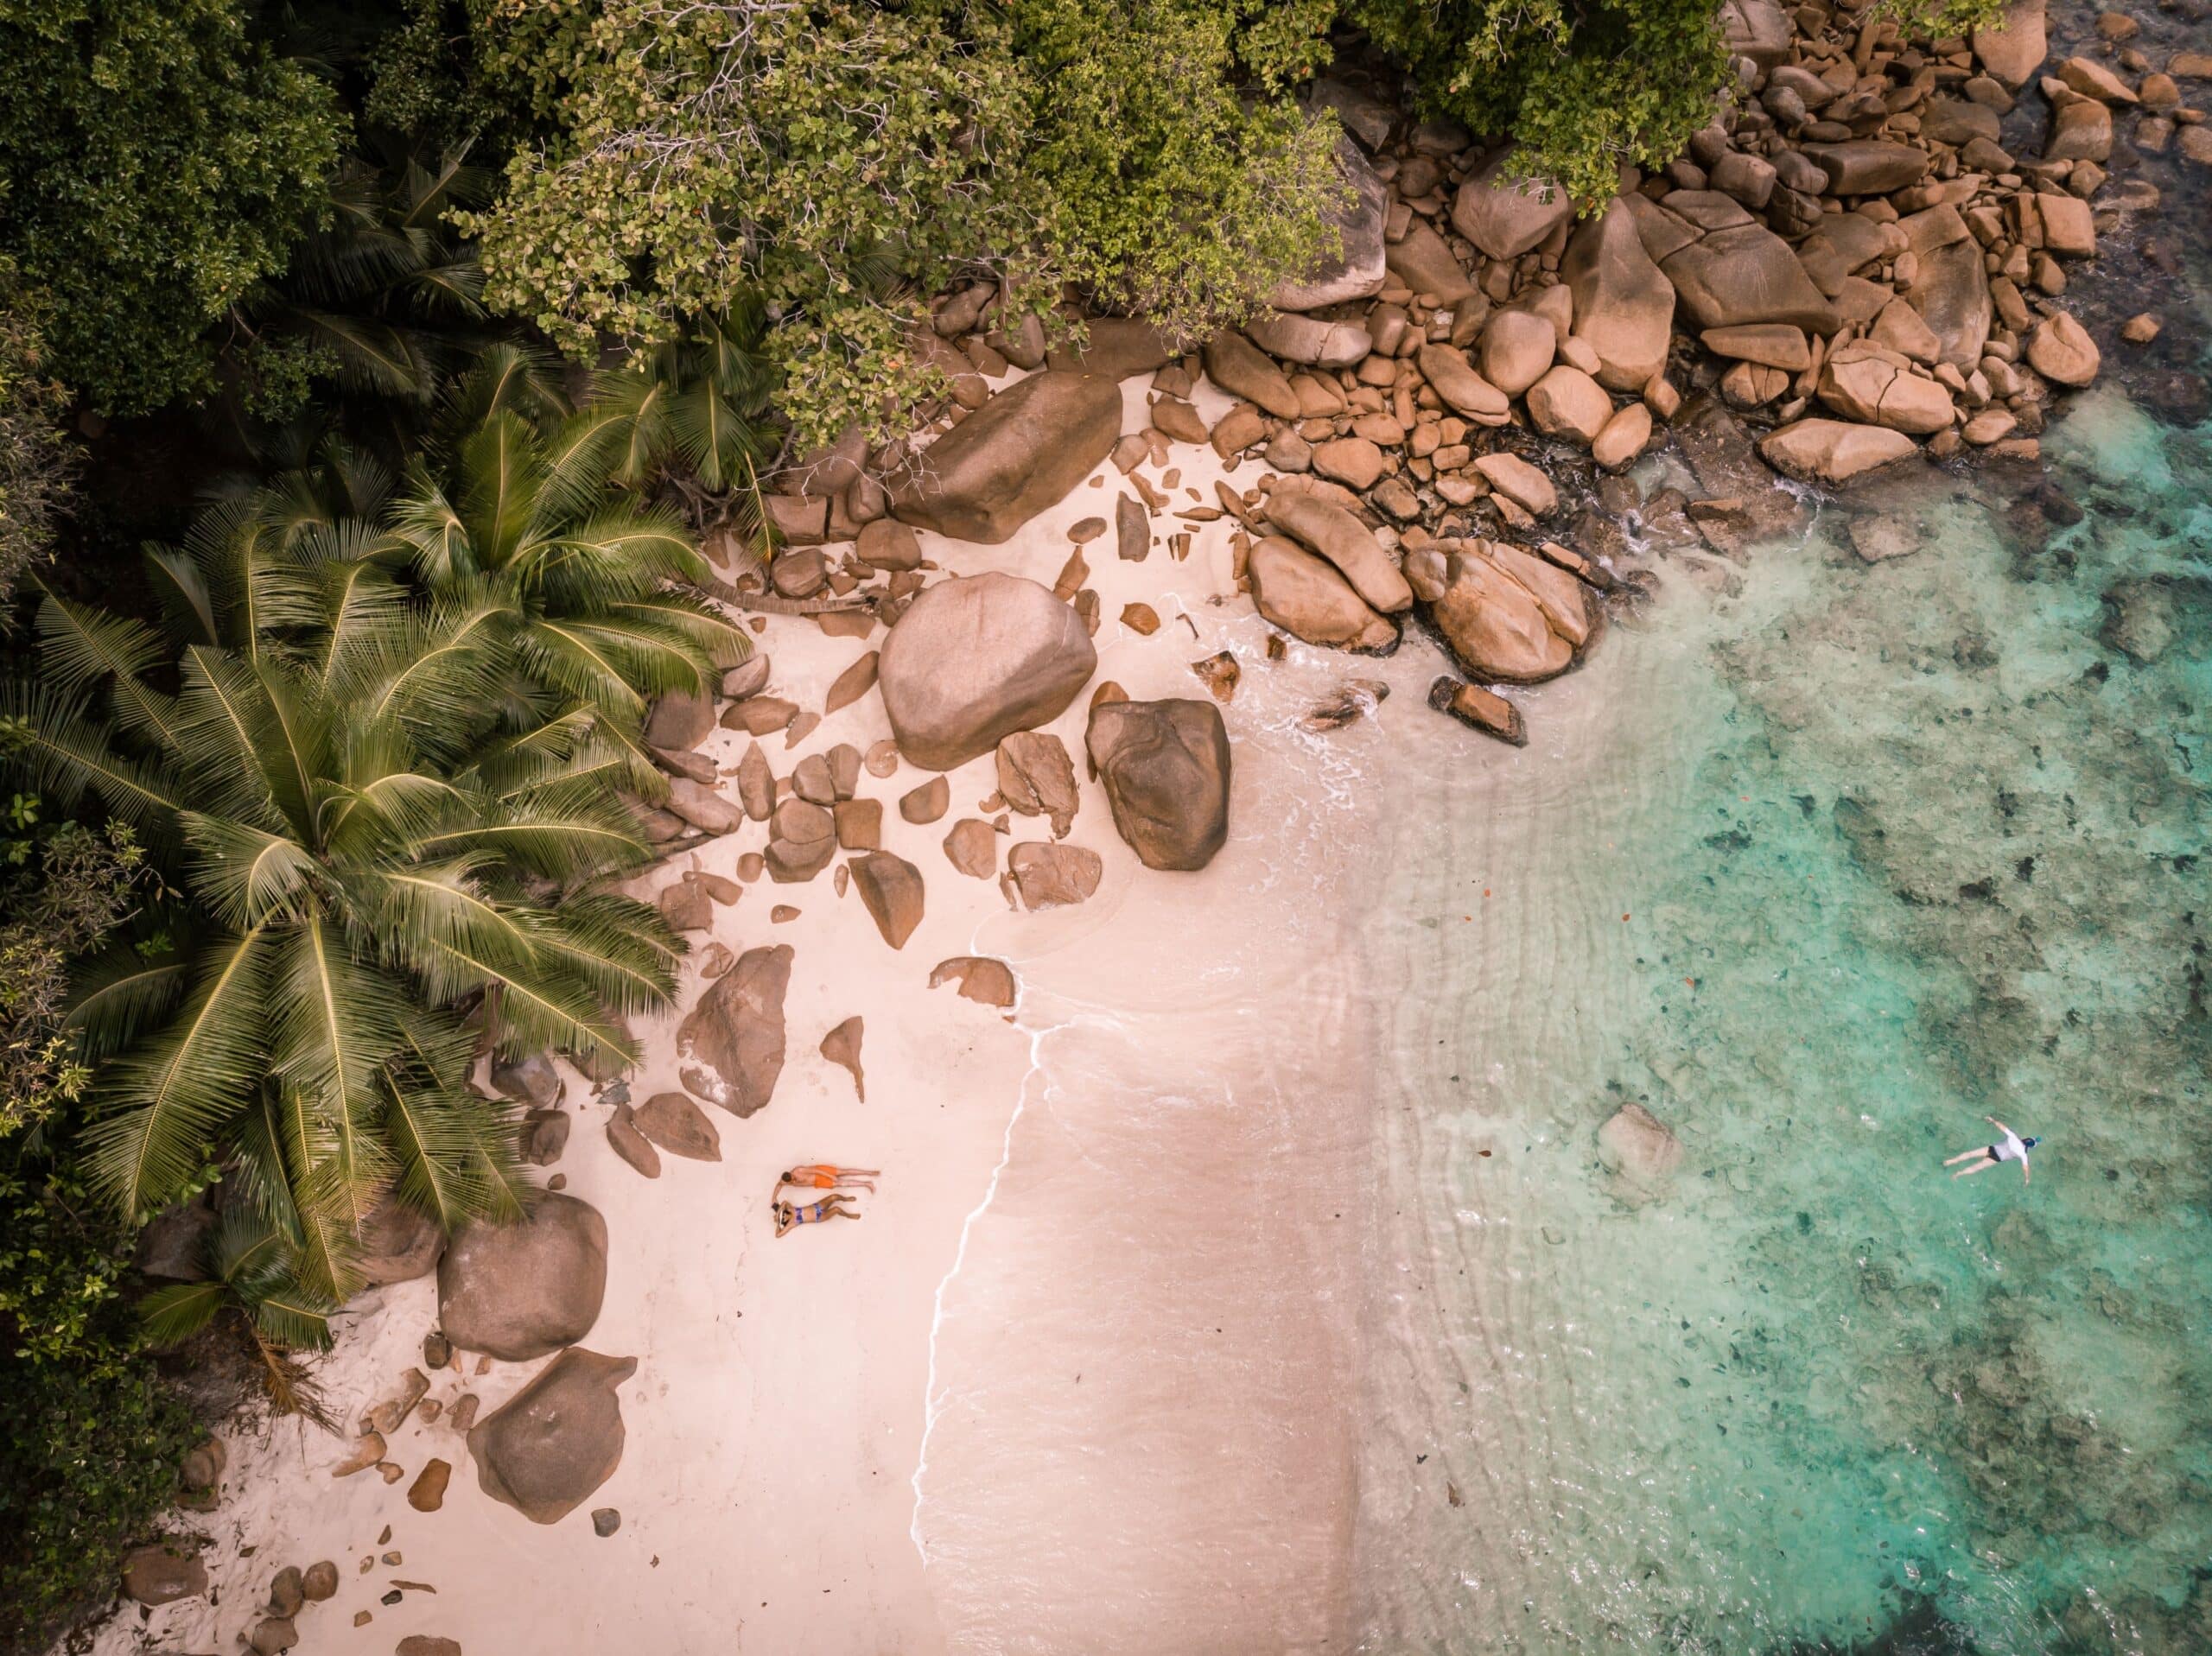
[908,963,1071,1570]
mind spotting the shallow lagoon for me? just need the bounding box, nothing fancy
[1352,388,2211,1653]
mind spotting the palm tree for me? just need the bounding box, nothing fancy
[154,350,748,795]
[219,138,505,458]
[138,1206,338,1422]
[7,535,683,1297]
[583,301,781,498]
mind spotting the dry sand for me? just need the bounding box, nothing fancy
[90,371,1501,1655]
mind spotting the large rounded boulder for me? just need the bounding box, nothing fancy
[887,371,1122,543]
[1085,699,1232,872]
[436,1194,607,1361]
[467,1347,636,1524]
[878,573,1096,770]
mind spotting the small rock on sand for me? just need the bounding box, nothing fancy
[606,1107,662,1178]
[407,1459,452,1513]
[1005,842,1103,910]
[899,775,950,823]
[592,1508,622,1538]
[632,1091,722,1161]
[121,1543,207,1606]
[820,1018,865,1100]
[943,820,999,879]
[849,852,925,949]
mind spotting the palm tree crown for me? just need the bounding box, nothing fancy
[4,376,738,1296]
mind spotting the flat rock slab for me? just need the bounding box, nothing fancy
[887,372,1122,542]
[930,955,1018,1007]
[1005,842,1103,910]
[632,1092,722,1160]
[677,944,791,1116]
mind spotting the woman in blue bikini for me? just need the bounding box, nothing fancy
[773,1193,861,1237]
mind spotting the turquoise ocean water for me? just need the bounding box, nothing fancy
[1351,381,2210,1652]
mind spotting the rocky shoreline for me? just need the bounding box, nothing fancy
[94,0,2211,1648]
[696,0,2195,758]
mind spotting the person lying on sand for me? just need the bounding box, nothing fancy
[779,1164,880,1191]
[774,1195,862,1237]
[1946,1118,2039,1184]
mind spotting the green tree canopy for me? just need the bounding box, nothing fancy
[460,0,1343,447]
[0,0,345,414]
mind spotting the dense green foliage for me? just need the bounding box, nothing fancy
[0,269,74,607]
[224,142,497,429]
[0,1161,198,1653]
[1352,0,1730,210]
[1350,0,2003,209]
[460,0,1342,447]
[0,0,345,415]
[4,361,740,1298]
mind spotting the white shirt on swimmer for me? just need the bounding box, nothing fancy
[1992,1126,2029,1164]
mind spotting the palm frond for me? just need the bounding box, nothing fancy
[82,925,274,1222]
[31,583,183,754]
[65,946,192,1062]
[143,546,221,648]
[139,1280,226,1347]
[180,811,317,929]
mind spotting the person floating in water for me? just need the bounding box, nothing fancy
[774,1194,862,1237]
[1946,1118,2039,1184]
[779,1164,880,1192]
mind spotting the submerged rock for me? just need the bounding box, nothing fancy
[1598,1101,1683,1190]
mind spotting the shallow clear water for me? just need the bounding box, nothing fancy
[1352,392,2212,1653]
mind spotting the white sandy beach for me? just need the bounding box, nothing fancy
[90,367,1536,1656]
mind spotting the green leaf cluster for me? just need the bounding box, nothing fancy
[0,0,346,415]
[0,1159,198,1653]
[460,0,1343,448]
[4,357,742,1298]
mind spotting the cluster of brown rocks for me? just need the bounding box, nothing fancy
[635,557,1234,944]
[709,0,2188,745]
[119,1535,458,1655]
